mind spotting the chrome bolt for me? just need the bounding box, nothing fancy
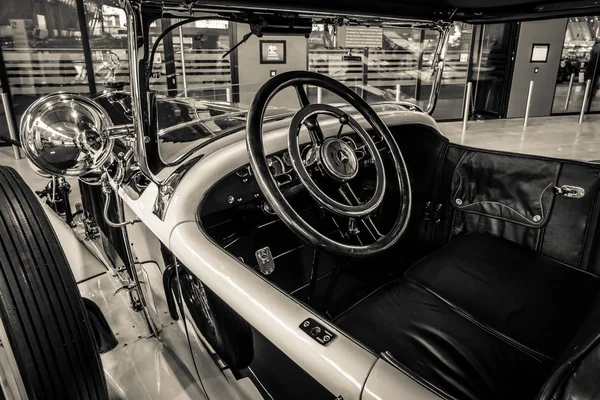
[144,136,151,143]
[455,198,463,206]
[227,196,234,204]
[303,321,310,328]
[533,215,541,223]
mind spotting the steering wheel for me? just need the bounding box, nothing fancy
[246,71,411,257]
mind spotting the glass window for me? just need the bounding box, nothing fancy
[470,23,515,119]
[84,0,130,91]
[174,20,231,99]
[0,95,10,145]
[433,22,473,119]
[145,19,231,100]
[306,22,471,119]
[151,20,470,164]
[552,16,600,114]
[1,0,88,123]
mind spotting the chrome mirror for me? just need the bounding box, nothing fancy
[20,93,115,177]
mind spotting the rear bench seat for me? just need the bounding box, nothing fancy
[336,233,600,399]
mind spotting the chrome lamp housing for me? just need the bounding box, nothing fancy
[19,93,115,177]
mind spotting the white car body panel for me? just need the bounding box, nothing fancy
[45,203,107,283]
[118,109,444,399]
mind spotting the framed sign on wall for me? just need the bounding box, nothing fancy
[259,40,287,64]
[531,43,550,63]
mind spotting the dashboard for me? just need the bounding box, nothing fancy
[199,134,368,218]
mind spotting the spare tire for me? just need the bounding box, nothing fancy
[0,166,107,399]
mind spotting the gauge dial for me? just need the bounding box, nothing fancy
[235,167,250,178]
[282,151,293,167]
[267,156,285,176]
[302,145,318,167]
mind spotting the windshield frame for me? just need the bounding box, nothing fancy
[121,0,450,184]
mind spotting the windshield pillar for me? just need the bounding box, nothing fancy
[425,23,451,115]
[122,0,163,183]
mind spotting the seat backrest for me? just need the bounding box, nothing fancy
[433,145,600,275]
[537,291,600,400]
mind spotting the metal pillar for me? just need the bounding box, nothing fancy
[361,48,369,100]
[75,0,97,94]
[228,22,240,103]
[317,87,323,104]
[161,18,178,97]
[564,73,575,111]
[0,93,22,159]
[395,84,401,103]
[178,25,188,97]
[425,24,451,115]
[462,82,473,132]
[523,81,534,127]
[0,48,21,159]
[579,79,592,124]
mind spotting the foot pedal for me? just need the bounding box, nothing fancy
[255,246,275,275]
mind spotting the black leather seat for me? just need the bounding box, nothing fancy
[335,234,600,400]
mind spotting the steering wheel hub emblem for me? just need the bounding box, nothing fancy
[320,138,359,181]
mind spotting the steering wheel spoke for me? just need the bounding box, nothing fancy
[294,84,325,144]
[362,216,384,240]
[338,183,383,241]
[303,117,325,145]
[338,182,362,205]
[294,84,311,107]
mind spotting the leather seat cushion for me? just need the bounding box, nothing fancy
[335,280,551,400]
[405,234,600,361]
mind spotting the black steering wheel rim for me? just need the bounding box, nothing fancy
[246,70,412,257]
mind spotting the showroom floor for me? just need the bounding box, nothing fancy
[440,113,600,161]
[2,113,600,399]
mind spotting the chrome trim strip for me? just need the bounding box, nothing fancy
[116,194,160,337]
[124,0,157,184]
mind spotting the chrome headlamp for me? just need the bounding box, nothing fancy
[19,93,115,177]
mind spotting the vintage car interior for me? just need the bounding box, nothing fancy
[193,69,600,399]
[6,0,600,399]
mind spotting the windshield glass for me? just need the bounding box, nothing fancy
[145,19,471,163]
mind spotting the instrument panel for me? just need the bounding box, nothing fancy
[200,135,367,217]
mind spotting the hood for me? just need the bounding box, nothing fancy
[93,92,295,145]
[155,98,296,144]
[141,0,600,24]
[93,91,298,164]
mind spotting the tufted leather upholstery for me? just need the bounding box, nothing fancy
[336,234,600,400]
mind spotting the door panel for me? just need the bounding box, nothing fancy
[434,145,600,272]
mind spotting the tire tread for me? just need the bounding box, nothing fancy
[0,166,107,400]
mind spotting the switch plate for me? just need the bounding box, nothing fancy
[299,318,336,346]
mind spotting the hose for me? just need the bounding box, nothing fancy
[102,191,139,228]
